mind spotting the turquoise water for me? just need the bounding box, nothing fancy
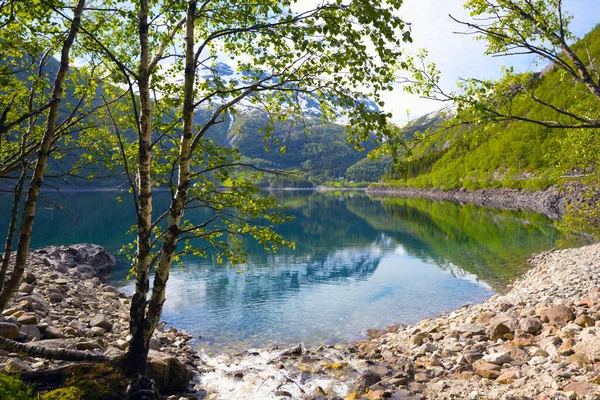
[0,190,560,352]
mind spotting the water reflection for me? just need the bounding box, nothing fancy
[0,190,561,352]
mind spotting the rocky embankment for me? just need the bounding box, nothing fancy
[196,243,600,399]
[365,183,598,219]
[0,244,197,395]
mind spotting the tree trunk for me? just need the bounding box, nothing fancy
[0,168,27,291]
[127,0,154,375]
[0,0,87,311]
[0,337,108,362]
[144,0,197,344]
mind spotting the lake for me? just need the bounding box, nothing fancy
[0,190,561,353]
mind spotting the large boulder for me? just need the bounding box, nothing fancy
[146,350,192,394]
[33,244,116,278]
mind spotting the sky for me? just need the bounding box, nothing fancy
[382,0,600,123]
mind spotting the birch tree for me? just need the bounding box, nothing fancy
[88,0,413,386]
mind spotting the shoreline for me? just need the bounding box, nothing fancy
[196,242,600,399]
[2,238,600,398]
[366,185,567,219]
[0,244,198,395]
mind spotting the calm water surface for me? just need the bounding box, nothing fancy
[0,190,560,352]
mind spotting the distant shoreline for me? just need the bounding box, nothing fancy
[365,184,583,219]
[0,186,368,193]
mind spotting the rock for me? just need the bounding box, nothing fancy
[75,264,96,278]
[355,370,382,392]
[280,343,302,357]
[519,318,542,334]
[75,341,101,350]
[495,369,521,384]
[410,332,427,346]
[89,327,104,336]
[477,311,496,324]
[17,313,37,325]
[488,314,517,340]
[563,381,597,397]
[147,350,192,393]
[20,325,41,342]
[546,305,575,326]
[482,352,512,365]
[472,359,501,379]
[43,326,63,339]
[573,332,600,362]
[48,293,64,303]
[513,330,534,346]
[2,307,21,317]
[18,283,34,294]
[575,314,594,327]
[23,272,36,284]
[90,315,113,331]
[463,352,483,364]
[0,322,20,339]
[558,338,575,356]
[33,244,116,277]
[114,339,129,351]
[5,358,29,373]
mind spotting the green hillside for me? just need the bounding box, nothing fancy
[382,25,600,191]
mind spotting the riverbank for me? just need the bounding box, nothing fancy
[195,242,600,399]
[0,244,198,396]
[366,182,598,219]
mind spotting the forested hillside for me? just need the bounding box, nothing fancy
[383,25,600,191]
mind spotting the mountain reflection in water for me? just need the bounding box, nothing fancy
[0,190,561,352]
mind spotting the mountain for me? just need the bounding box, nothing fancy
[381,24,600,191]
[1,54,387,188]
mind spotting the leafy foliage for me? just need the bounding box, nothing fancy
[385,24,600,191]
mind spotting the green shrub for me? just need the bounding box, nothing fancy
[0,373,38,400]
[41,387,84,400]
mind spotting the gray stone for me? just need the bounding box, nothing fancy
[519,318,542,334]
[43,326,63,339]
[482,352,513,365]
[0,322,20,339]
[91,326,106,336]
[20,325,41,342]
[90,315,113,331]
[354,370,382,391]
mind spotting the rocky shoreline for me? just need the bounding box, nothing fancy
[3,241,600,399]
[0,244,198,396]
[195,242,600,400]
[365,183,598,219]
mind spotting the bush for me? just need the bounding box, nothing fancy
[0,373,38,400]
[41,387,84,400]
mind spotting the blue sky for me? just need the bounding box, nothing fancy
[383,0,600,122]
